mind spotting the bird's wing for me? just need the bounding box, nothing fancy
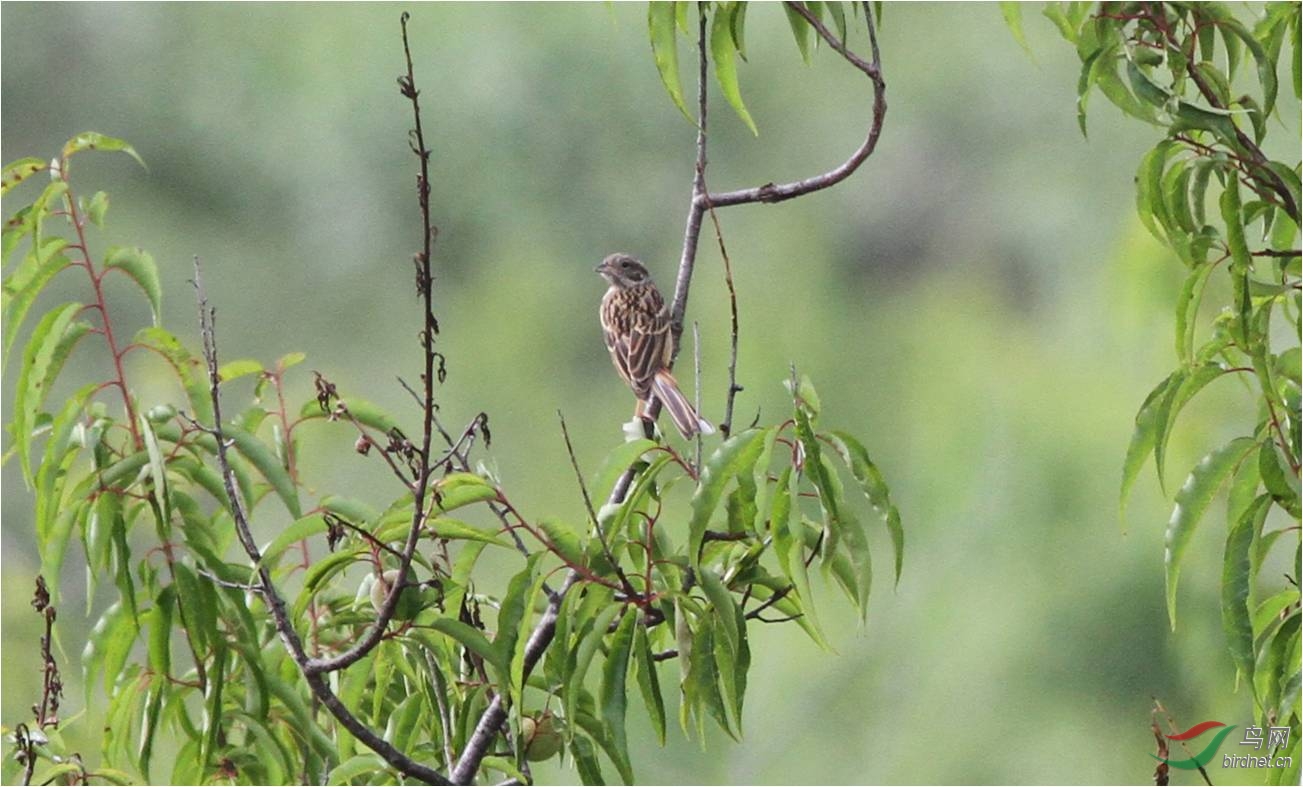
[623,288,671,395]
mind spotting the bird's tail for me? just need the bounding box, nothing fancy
[651,370,714,439]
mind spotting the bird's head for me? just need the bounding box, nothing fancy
[596,253,651,289]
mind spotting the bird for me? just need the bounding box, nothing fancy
[596,253,714,439]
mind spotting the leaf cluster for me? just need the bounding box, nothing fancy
[1006,3,1300,778]
[3,128,902,785]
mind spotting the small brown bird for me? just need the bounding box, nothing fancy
[597,253,713,439]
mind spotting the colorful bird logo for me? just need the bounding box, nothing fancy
[1152,720,1238,770]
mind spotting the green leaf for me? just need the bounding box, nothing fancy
[432,472,498,512]
[260,513,327,568]
[1170,100,1239,147]
[1120,372,1177,518]
[698,568,739,656]
[1135,141,1177,243]
[600,607,637,776]
[428,617,497,666]
[1224,494,1270,688]
[14,302,89,484]
[826,431,904,586]
[62,131,146,170]
[218,358,263,382]
[648,2,692,122]
[1174,263,1214,363]
[591,438,658,502]
[1154,363,1227,489]
[321,495,380,524]
[570,733,605,785]
[688,428,771,565]
[428,517,513,548]
[1165,436,1258,628]
[1223,179,1255,347]
[1000,2,1031,58]
[1125,59,1172,109]
[84,601,140,700]
[1260,442,1302,516]
[1,157,46,195]
[134,326,214,425]
[87,190,109,227]
[225,424,301,517]
[538,517,586,567]
[711,4,758,136]
[632,621,666,745]
[1219,16,1279,116]
[146,585,175,679]
[3,243,71,370]
[823,2,843,47]
[492,553,542,678]
[1075,46,1107,137]
[782,1,813,64]
[565,605,623,732]
[139,414,171,525]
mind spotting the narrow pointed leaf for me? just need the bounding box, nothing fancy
[649,2,693,122]
[1165,436,1258,628]
[711,5,758,135]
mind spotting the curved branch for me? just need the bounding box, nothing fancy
[705,1,885,208]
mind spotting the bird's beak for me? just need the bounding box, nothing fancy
[594,261,607,274]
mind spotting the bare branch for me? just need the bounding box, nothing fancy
[666,3,714,355]
[306,9,442,677]
[557,410,600,527]
[700,190,742,437]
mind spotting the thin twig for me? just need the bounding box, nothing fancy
[558,410,600,526]
[693,320,704,468]
[191,257,452,786]
[1152,698,1214,787]
[558,410,638,598]
[699,189,741,437]
[306,10,441,677]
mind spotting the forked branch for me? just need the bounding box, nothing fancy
[455,4,888,780]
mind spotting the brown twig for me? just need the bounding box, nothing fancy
[304,10,441,677]
[558,410,638,599]
[1151,698,1214,787]
[700,189,742,437]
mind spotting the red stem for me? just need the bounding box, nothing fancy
[64,179,141,449]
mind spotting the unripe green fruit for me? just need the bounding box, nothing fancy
[521,713,563,762]
[369,569,421,620]
[146,404,177,423]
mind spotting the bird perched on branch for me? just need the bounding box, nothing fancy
[597,253,714,439]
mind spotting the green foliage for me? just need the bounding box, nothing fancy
[3,130,902,784]
[1022,1,1300,769]
[646,1,868,133]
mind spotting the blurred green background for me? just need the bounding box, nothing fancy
[3,2,1299,784]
